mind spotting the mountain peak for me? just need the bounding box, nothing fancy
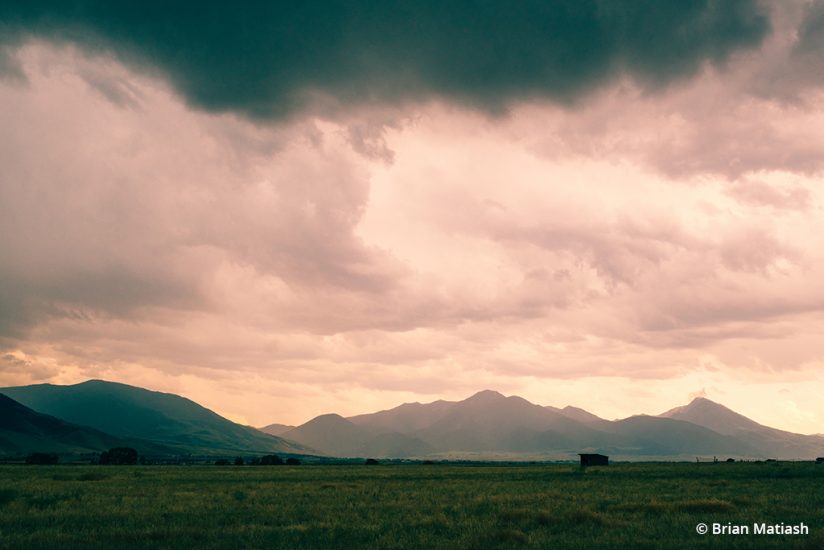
[688,396,717,406]
[660,396,768,437]
[312,413,349,423]
[669,396,730,415]
[465,390,506,402]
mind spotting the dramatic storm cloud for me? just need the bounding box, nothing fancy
[2,2,824,433]
[1,1,768,117]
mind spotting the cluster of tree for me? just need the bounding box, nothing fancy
[223,455,302,465]
[98,447,138,465]
[25,452,59,465]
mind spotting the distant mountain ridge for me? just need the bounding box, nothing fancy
[276,391,823,461]
[259,423,295,437]
[4,379,819,461]
[661,397,778,434]
[0,380,312,456]
[660,397,823,459]
[0,393,173,456]
[280,414,434,458]
[1,392,120,455]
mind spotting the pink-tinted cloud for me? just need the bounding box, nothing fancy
[2,37,824,434]
[725,179,812,210]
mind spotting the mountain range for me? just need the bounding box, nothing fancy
[0,380,310,457]
[2,380,821,461]
[276,390,823,461]
[0,393,151,455]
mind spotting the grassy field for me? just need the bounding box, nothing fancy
[1,462,822,549]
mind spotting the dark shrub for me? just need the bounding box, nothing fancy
[77,472,107,481]
[214,459,230,466]
[25,453,58,465]
[234,456,244,466]
[285,457,301,465]
[726,458,735,463]
[99,447,138,465]
[365,458,380,465]
[259,454,283,465]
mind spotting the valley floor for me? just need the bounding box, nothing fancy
[0,463,822,549]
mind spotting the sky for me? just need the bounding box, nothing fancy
[2,1,824,433]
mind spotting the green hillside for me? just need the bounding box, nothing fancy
[1,380,311,455]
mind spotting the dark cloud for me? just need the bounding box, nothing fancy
[0,46,25,83]
[0,0,769,119]
[75,63,143,109]
[743,1,824,102]
[789,0,824,67]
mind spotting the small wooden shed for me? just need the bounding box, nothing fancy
[579,453,609,466]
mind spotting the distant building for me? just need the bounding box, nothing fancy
[579,453,608,466]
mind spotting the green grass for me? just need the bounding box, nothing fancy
[0,462,822,549]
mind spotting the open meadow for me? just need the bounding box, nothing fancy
[1,462,822,549]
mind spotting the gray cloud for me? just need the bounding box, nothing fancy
[75,63,143,109]
[0,352,59,384]
[766,0,824,95]
[0,53,408,341]
[726,179,812,210]
[0,1,769,119]
[0,45,25,84]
